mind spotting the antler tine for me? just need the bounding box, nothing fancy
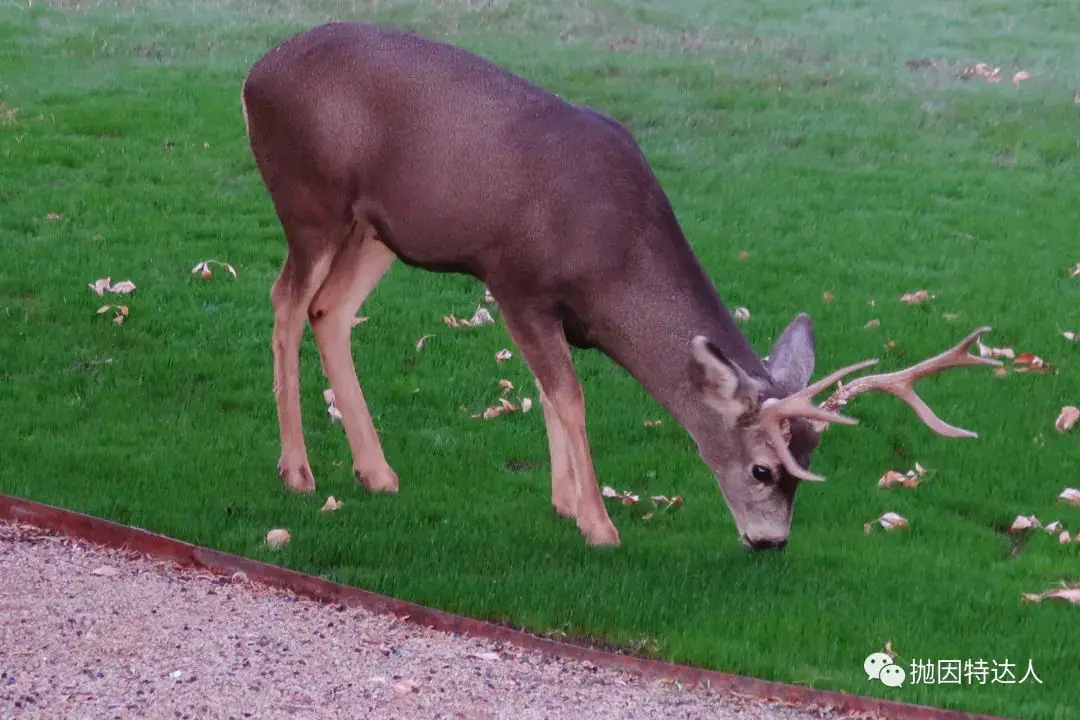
[818,326,1002,439]
[757,357,880,482]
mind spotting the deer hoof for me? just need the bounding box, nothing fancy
[356,466,399,494]
[581,518,620,547]
[278,461,316,494]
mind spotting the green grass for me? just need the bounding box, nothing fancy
[2,0,1079,717]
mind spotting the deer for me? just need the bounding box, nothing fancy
[240,21,1003,551]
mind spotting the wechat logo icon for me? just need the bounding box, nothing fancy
[864,652,906,688]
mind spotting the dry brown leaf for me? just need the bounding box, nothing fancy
[943,312,959,321]
[415,335,432,351]
[483,287,495,304]
[191,260,237,279]
[733,307,751,322]
[650,495,684,510]
[644,419,663,428]
[1059,488,1080,507]
[977,339,1015,360]
[864,319,880,329]
[738,250,751,260]
[108,280,136,294]
[864,512,908,533]
[823,292,835,303]
[498,379,514,395]
[352,315,369,327]
[45,212,62,221]
[322,388,343,423]
[1009,515,1041,532]
[1044,520,1063,534]
[1012,71,1032,85]
[602,486,640,506]
[467,306,495,326]
[320,496,344,512]
[471,397,518,420]
[1012,352,1050,373]
[495,348,512,363]
[90,566,120,577]
[1070,262,1080,278]
[89,277,112,296]
[1055,406,1080,433]
[1059,530,1072,544]
[519,397,533,413]
[1060,330,1076,342]
[1023,586,1080,605]
[265,528,290,548]
[899,289,934,305]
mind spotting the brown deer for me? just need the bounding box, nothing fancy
[241,22,1002,550]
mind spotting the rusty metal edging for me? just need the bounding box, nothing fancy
[0,494,1007,720]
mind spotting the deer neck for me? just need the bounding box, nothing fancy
[587,234,768,447]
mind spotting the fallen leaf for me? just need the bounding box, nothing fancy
[1012,352,1050,373]
[191,259,236,280]
[265,528,290,548]
[738,250,751,260]
[877,470,918,489]
[1060,531,1072,544]
[322,388,343,423]
[108,280,136,294]
[352,316,369,327]
[823,292,835,303]
[483,287,495,304]
[1059,488,1080,507]
[519,397,533,413]
[1012,71,1032,85]
[1067,262,1080,278]
[45,212,62,221]
[415,335,432,351]
[602,486,639,505]
[864,319,880,329]
[865,512,908,533]
[495,348,512,363]
[1023,586,1080,605]
[467,306,495,326]
[900,289,934,305]
[733,307,751,322]
[1009,515,1041,532]
[88,277,112,296]
[498,379,514,395]
[90,566,120,577]
[943,312,959,321]
[977,339,1015,360]
[467,651,501,662]
[320,496,344,512]
[644,419,663,428]
[1056,406,1080,432]
[1044,521,1064,534]
[471,398,518,420]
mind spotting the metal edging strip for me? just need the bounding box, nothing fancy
[0,494,1009,720]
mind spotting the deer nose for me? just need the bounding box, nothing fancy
[744,536,788,551]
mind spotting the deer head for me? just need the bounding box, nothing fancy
[689,316,1001,550]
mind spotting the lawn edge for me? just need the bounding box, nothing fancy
[0,493,1012,720]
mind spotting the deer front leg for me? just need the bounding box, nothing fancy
[536,379,577,518]
[501,309,619,547]
[308,229,399,493]
[271,246,334,493]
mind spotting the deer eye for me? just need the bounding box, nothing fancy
[751,464,774,483]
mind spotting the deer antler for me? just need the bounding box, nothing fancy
[760,327,1003,483]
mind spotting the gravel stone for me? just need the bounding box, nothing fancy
[0,521,851,719]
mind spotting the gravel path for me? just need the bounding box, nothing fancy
[1,520,851,720]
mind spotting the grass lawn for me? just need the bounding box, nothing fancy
[2,0,1079,717]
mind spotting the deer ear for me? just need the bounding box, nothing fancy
[690,335,759,420]
[766,313,816,395]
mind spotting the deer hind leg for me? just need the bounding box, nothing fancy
[271,241,335,493]
[308,225,399,493]
[536,378,577,519]
[501,307,618,547]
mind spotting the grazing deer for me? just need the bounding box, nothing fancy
[241,22,1001,550]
